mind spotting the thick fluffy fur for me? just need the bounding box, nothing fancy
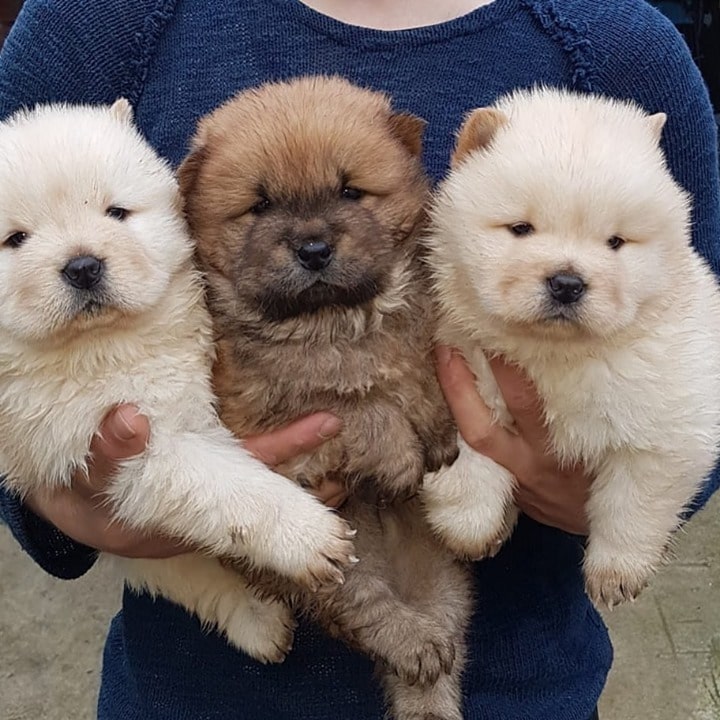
[422,87,720,606]
[0,101,357,659]
[180,76,470,720]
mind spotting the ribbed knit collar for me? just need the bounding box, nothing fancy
[271,0,523,48]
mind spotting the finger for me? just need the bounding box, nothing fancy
[488,357,547,447]
[308,478,349,508]
[98,524,191,558]
[435,346,525,471]
[515,495,588,535]
[309,478,346,503]
[24,486,188,556]
[85,405,150,490]
[244,413,342,467]
[322,492,349,509]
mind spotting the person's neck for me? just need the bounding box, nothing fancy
[299,0,496,30]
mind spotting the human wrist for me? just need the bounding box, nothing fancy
[0,487,98,578]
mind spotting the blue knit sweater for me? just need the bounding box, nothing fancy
[1,2,718,719]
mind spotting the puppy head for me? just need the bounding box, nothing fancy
[180,76,428,327]
[0,99,189,345]
[430,87,690,342]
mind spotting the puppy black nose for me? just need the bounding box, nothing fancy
[546,273,586,304]
[62,256,105,290]
[297,241,333,271]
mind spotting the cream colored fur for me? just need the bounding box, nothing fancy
[422,87,720,606]
[0,101,354,658]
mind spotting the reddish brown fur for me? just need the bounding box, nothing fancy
[451,107,507,168]
[181,76,470,720]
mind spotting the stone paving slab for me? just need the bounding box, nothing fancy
[600,494,720,720]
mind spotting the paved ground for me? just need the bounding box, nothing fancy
[599,493,720,720]
[1,495,719,720]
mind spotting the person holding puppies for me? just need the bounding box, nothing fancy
[1,1,718,719]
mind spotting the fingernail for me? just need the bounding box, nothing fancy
[318,416,343,439]
[114,406,138,440]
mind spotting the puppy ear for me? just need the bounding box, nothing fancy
[452,107,507,168]
[646,112,667,144]
[387,113,427,157]
[177,147,207,203]
[110,98,134,124]
[177,122,211,201]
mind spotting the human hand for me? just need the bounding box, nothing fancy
[434,346,591,535]
[244,419,348,509]
[25,406,345,557]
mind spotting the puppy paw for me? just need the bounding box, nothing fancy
[422,442,517,559]
[424,476,517,561]
[583,548,659,608]
[423,437,460,474]
[259,502,358,591]
[223,595,297,663]
[584,566,650,608]
[376,453,425,503]
[393,709,462,720]
[454,504,518,561]
[385,626,456,687]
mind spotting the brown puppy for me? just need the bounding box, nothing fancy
[180,76,471,720]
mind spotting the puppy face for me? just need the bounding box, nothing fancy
[0,100,188,344]
[180,76,428,326]
[431,88,690,341]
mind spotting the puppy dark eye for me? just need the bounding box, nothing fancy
[4,231,27,249]
[341,186,364,201]
[106,206,129,221]
[508,222,534,237]
[607,235,626,251]
[251,197,272,215]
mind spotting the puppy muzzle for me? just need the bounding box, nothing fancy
[62,255,105,291]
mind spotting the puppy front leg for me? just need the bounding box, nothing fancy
[584,449,706,607]
[342,403,425,501]
[422,438,517,559]
[106,425,355,590]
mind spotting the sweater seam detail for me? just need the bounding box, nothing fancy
[127,0,180,106]
[520,0,596,91]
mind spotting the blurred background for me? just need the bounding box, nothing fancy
[651,0,720,114]
[0,0,22,47]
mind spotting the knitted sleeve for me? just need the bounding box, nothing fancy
[0,490,98,580]
[0,0,174,115]
[0,0,173,578]
[586,0,720,511]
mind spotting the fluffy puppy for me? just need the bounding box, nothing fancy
[180,76,470,720]
[422,87,720,607]
[0,100,356,660]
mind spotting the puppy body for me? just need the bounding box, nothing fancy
[183,77,470,720]
[423,87,720,606]
[0,102,355,659]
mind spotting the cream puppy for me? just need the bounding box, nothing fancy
[0,100,354,659]
[422,87,720,606]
